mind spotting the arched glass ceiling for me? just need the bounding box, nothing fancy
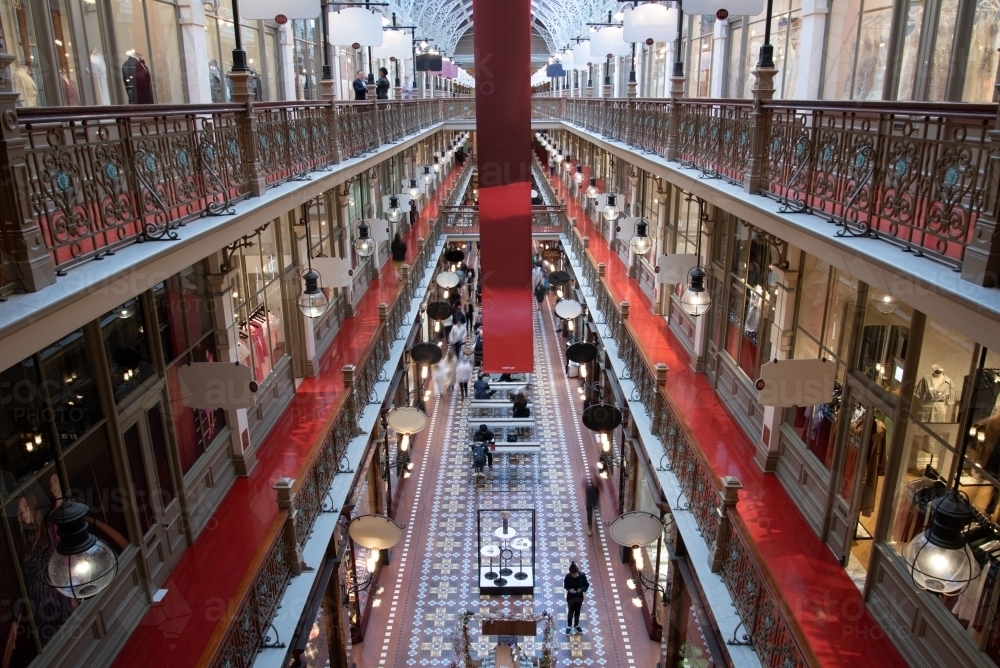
[397,0,617,54]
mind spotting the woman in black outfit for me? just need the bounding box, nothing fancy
[391,232,407,281]
[376,67,390,99]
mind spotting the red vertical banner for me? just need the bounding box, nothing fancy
[472,0,533,372]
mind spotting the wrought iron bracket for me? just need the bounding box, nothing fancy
[336,454,354,475]
[259,610,286,651]
[201,140,236,216]
[727,612,754,648]
[655,452,673,472]
[777,140,811,215]
[220,222,271,272]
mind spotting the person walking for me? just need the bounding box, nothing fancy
[401,75,413,99]
[532,263,544,287]
[563,562,589,635]
[449,318,467,358]
[473,423,495,469]
[352,70,367,100]
[534,281,547,312]
[584,480,599,536]
[376,67,390,99]
[391,232,407,282]
[456,357,472,398]
[432,352,455,399]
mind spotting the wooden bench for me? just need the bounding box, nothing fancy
[469,400,533,415]
[491,441,541,455]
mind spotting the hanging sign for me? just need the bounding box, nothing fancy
[756,359,836,408]
[312,256,354,288]
[328,7,384,47]
[179,363,258,411]
[655,254,698,284]
[241,0,319,20]
[366,218,390,243]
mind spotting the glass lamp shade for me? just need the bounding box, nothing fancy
[630,220,653,256]
[423,167,432,184]
[563,159,572,171]
[574,166,584,184]
[354,221,375,257]
[115,298,138,319]
[586,177,599,199]
[602,193,620,221]
[555,151,565,164]
[905,491,980,595]
[680,267,712,317]
[873,292,898,314]
[44,499,118,600]
[386,196,403,223]
[407,178,420,199]
[433,158,440,173]
[298,268,330,318]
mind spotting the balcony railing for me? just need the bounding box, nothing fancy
[549,97,1000,270]
[1,99,453,288]
[439,204,567,233]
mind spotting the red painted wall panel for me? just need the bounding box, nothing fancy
[473,0,533,372]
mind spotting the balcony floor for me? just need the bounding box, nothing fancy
[110,169,460,668]
[547,172,906,668]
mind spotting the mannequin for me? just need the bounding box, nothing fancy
[208,59,225,103]
[90,48,111,105]
[915,364,957,423]
[12,60,37,106]
[122,50,154,104]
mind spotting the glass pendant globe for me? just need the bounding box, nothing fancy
[47,541,118,599]
[298,268,329,318]
[873,292,898,314]
[116,298,138,319]
[630,224,653,256]
[408,180,420,198]
[680,267,711,317]
[387,207,402,223]
[423,172,432,184]
[905,532,978,595]
[574,170,585,184]
[602,203,619,222]
[586,180,600,199]
[563,160,572,171]
[355,236,375,257]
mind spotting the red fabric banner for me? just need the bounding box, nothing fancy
[473,0,533,372]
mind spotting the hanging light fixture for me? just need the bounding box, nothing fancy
[298,216,329,318]
[574,165,585,184]
[423,166,432,184]
[407,178,420,199]
[630,219,652,256]
[44,498,119,600]
[386,195,403,223]
[873,291,899,315]
[563,156,573,172]
[602,193,620,222]
[115,298,138,319]
[586,177,600,199]
[679,267,711,317]
[555,150,565,164]
[905,489,980,595]
[433,156,440,173]
[354,220,375,257]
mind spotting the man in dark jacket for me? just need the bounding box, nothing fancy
[470,441,487,473]
[473,375,495,399]
[473,423,495,469]
[564,562,589,634]
[352,70,367,100]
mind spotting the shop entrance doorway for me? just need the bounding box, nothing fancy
[825,389,895,587]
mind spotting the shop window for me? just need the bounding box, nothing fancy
[48,0,83,105]
[39,331,101,450]
[146,405,174,507]
[783,258,858,469]
[2,0,47,106]
[895,0,926,101]
[0,523,40,666]
[737,1,802,98]
[0,359,58,490]
[856,293,912,398]
[145,1,184,104]
[100,298,157,405]
[825,0,892,100]
[721,222,776,380]
[292,19,318,100]
[122,423,154,534]
[165,336,225,475]
[963,0,1000,102]
[206,5,264,101]
[229,223,288,385]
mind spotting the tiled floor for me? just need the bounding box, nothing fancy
[354,294,665,667]
[547,172,906,667]
[111,168,461,668]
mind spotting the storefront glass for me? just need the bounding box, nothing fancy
[785,256,858,468]
[722,221,777,380]
[101,298,157,405]
[856,291,913,399]
[2,0,46,106]
[155,263,225,474]
[229,223,288,385]
[964,0,1000,102]
[292,19,318,100]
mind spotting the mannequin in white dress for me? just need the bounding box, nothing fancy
[915,365,957,423]
[90,48,111,105]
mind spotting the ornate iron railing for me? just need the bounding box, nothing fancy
[10,99,452,278]
[558,97,998,270]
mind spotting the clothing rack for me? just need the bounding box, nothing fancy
[239,304,268,328]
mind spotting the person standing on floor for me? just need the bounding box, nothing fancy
[456,357,472,398]
[391,232,407,282]
[534,281,547,312]
[584,479,599,536]
[532,263,544,287]
[352,70,367,100]
[471,440,487,474]
[564,562,589,635]
[375,67,390,99]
